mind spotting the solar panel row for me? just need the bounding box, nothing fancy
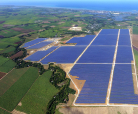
[22,38,47,48]
[77,46,115,63]
[110,64,138,104]
[91,34,118,45]
[24,46,58,61]
[69,64,112,103]
[26,41,53,49]
[66,35,95,45]
[118,35,131,46]
[116,46,133,63]
[120,29,129,35]
[99,29,119,35]
[40,46,86,64]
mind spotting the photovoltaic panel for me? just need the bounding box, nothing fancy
[66,35,95,45]
[24,46,58,61]
[110,64,138,104]
[69,64,112,103]
[22,38,47,48]
[118,35,131,46]
[91,34,118,45]
[116,46,133,63]
[120,29,129,35]
[77,46,115,63]
[40,46,86,64]
[26,41,53,49]
[99,29,119,35]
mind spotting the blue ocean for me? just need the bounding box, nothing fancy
[1,1,138,12]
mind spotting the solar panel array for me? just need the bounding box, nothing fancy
[110,64,138,104]
[66,35,95,45]
[23,29,136,105]
[22,38,47,48]
[99,29,119,35]
[77,46,115,63]
[70,64,112,103]
[24,46,58,61]
[26,41,53,49]
[40,46,86,64]
[116,46,133,63]
[91,34,118,45]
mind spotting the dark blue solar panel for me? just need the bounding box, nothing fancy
[99,29,119,35]
[118,35,131,46]
[77,46,115,63]
[40,46,86,64]
[66,35,95,45]
[110,64,138,104]
[22,38,47,48]
[91,34,118,45]
[120,29,129,35]
[116,46,133,63]
[27,41,53,49]
[24,46,58,61]
[69,64,112,103]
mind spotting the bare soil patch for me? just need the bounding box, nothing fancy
[74,15,80,17]
[12,27,34,33]
[0,21,5,24]
[50,26,55,28]
[12,109,26,114]
[60,64,74,73]
[14,41,22,44]
[42,21,50,23]
[132,73,138,95]
[10,51,23,59]
[18,102,22,106]
[3,24,14,27]
[0,35,4,38]
[132,34,138,47]
[0,72,6,79]
[58,22,65,24]
[69,27,82,31]
[59,106,133,114]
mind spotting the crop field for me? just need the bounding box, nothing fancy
[0,67,39,111]
[0,72,6,79]
[0,56,16,73]
[0,67,29,96]
[16,71,59,114]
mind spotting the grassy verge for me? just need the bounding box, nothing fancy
[0,108,11,114]
[0,67,39,111]
[16,70,59,114]
[133,49,138,71]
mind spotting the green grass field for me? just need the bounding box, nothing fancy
[2,46,16,54]
[0,108,11,114]
[0,67,39,111]
[0,56,16,73]
[16,70,59,114]
[0,56,9,66]
[133,26,138,34]
[133,49,138,71]
[0,67,29,96]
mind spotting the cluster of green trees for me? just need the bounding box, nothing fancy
[46,63,76,114]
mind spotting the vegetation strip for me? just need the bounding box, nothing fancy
[0,67,39,111]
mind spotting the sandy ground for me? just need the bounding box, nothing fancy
[12,110,26,114]
[59,106,134,114]
[132,34,138,47]
[69,27,82,31]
